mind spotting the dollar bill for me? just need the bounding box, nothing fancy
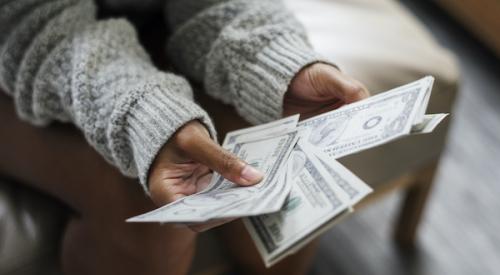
[298,76,434,159]
[127,130,299,223]
[201,114,300,194]
[413,76,434,125]
[411,113,449,134]
[311,146,373,205]
[223,114,299,148]
[127,76,447,267]
[244,141,363,267]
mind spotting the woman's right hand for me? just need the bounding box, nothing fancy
[147,120,264,231]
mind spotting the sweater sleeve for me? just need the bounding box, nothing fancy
[0,0,216,192]
[165,0,326,124]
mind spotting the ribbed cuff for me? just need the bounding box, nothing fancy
[235,34,332,124]
[122,84,216,194]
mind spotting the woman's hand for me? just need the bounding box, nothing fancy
[284,63,370,119]
[148,121,264,231]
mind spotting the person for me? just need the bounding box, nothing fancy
[0,0,369,274]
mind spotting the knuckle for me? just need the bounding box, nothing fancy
[347,82,365,94]
[344,81,369,100]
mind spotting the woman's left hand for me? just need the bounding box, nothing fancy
[284,63,370,119]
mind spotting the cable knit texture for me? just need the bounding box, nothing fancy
[166,0,325,124]
[0,0,326,192]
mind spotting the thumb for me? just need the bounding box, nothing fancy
[309,64,370,103]
[176,124,264,186]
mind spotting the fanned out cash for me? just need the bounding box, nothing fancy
[127,76,448,267]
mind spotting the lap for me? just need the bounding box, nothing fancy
[0,92,239,216]
[216,220,319,275]
[0,93,317,274]
[0,94,197,274]
[0,94,141,217]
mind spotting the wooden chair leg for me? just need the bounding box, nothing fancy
[393,161,438,247]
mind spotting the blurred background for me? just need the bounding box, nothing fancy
[310,1,500,274]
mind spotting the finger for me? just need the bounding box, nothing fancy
[190,140,263,186]
[154,167,210,204]
[303,65,348,100]
[176,123,264,186]
[314,65,370,103]
[149,170,195,205]
[339,79,370,103]
[329,74,370,103]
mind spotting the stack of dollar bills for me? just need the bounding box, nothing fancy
[128,76,448,266]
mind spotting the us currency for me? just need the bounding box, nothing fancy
[244,141,367,267]
[200,114,300,196]
[413,76,434,125]
[241,77,441,266]
[223,114,299,148]
[198,120,308,217]
[311,146,373,204]
[127,130,299,223]
[298,76,436,160]
[127,76,446,261]
[201,115,301,210]
[411,113,449,134]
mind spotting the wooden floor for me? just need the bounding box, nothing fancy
[310,2,500,275]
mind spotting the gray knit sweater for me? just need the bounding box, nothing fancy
[0,0,323,192]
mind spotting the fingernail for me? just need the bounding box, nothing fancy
[241,165,264,183]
